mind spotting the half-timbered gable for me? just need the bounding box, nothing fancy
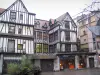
[0,0,35,25]
[56,12,77,31]
[0,0,35,54]
[48,12,77,53]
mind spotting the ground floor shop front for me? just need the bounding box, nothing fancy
[0,52,99,74]
[33,53,98,72]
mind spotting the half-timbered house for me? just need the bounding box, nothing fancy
[0,0,35,74]
[0,0,95,73]
[49,13,77,71]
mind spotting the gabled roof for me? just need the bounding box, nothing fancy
[0,0,28,15]
[56,12,77,28]
[35,19,49,28]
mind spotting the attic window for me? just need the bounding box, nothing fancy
[42,23,47,29]
[65,21,70,29]
[10,11,16,20]
[20,14,23,20]
[54,20,57,24]
[49,20,52,26]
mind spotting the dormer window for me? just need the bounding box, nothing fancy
[10,11,16,20]
[20,14,23,20]
[54,20,57,24]
[49,20,52,26]
[42,23,47,29]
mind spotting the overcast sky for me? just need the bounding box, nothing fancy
[0,0,94,20]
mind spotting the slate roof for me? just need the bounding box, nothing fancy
[87,26,100,36]
[56,12,77,27]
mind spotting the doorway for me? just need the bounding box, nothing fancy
[41,59,54,72]
[89,58,94,68]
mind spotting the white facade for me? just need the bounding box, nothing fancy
[0,0,34,25]
[0,0,35,54]
[0,23,33,36]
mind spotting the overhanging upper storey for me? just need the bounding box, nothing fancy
[0,0,36,26]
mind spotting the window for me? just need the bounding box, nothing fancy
[83,30,86,35]
[35,44,42,53]
[10,11,16,20]
[49,45,54,53]
[8,40,15,52]
[17,44,23,50]
[65,44,71,52]
[20,14,23,20]
[65,21,70,29]
[43,44,48,53]
[37,31,42,40]
[49,45,56,53]
[49,34,53,42]
[18,26,22,34]
[54,31,58,41]
[65,31,70,40]
[84,39,86,41]
[8,24,15,34]
[42,23,47,29]
[43,32,48,41]
[54,44,56,52]
[97,42,100,49]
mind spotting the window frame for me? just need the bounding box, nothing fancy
[10,11,16,20]
[8,24,15,34]
[17,44,23,50]
[65,21,70,29]
[20,14,23,20]
[43,32,48,41]
[65,31,70,40]
[18,26,23,34]
[37,31,42,40]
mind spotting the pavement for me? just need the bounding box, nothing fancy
[41,68,100,75]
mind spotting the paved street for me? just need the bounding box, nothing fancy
[41,68,100,75]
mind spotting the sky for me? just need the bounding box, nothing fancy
[0,0,94,20]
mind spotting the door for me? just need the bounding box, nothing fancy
[2,60,7,74]
[8,40,15,52]
[41,59,54,72]
[89,58,94,68]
